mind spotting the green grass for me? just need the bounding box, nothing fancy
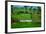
[11,13,41,28]
[11,22,41,28]
[15,14,32,20]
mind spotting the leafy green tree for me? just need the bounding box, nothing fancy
[37,7,41,14]
[29,6,33,14]
[24,6,27,13]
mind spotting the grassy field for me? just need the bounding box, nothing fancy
[11,13,41,28]
[11,22,41,28]
[11,5,41,28]
[12,13,32,20]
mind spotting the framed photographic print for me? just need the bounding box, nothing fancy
[5,1,45,33]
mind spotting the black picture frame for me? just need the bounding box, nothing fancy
[5,1,45,33]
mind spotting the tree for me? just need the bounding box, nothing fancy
[32,7,37,14]
[37,7,41,14]
[11,5,13,13]
[24,6,27,13]
[29,6,33,14]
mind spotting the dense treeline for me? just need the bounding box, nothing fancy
[11,5,41,14]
